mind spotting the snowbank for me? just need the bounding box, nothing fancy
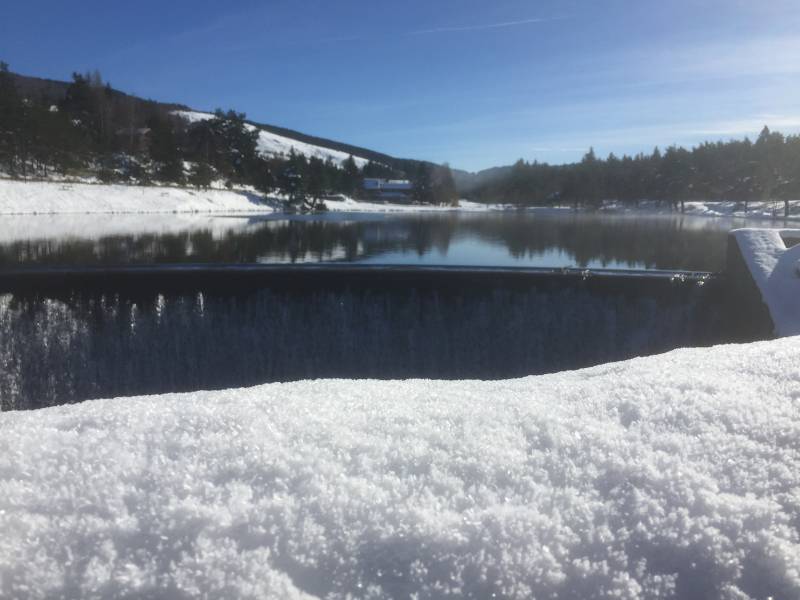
[2,338,799,599]
[733,228,800,336]
[0,179,276,215]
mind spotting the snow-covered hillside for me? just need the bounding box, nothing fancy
[2,337,799,599]
[175,110,371,168]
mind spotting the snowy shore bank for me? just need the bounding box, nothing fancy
[1,337,799,599]
[0,179,277,215]
[599,199,800,221]
[0,179,502,215]
[324,195,503,213]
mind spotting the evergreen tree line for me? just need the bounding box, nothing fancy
[0,63,459,208]
[410,161,459,206]
[470,130,800,216]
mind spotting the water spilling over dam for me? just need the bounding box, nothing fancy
[0,265,771,410]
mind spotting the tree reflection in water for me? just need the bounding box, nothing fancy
[0,212,781,271]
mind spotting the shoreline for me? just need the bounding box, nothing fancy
[0,178,505,215]
[0,178,797,220]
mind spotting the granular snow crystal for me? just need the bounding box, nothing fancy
[1,338,799,599]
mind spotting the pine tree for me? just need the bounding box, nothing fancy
[205,110,260,185]
[251,157,274,195]
[306,157,326,210]
[188,160,213,189]
[432,163,458,206]
[148,114,184,184]
[412,163,433,204]
[277,150,306,208]
[341,155,361,197]
[579,147,603,208]
[0,62,22,175]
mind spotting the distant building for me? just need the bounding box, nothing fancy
[363,178,413,203]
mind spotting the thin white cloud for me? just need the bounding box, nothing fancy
[686,115,800,137]
[642,36,800,83]
[317,17,558,44]
[409,18,550,36]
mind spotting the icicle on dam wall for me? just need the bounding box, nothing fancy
[0,266,772,410]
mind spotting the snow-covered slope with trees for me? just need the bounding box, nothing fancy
[2,337,799,599]
[175,111,371,168]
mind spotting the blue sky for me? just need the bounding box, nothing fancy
[3,0,800,171]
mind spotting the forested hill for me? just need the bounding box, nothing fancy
[7,71,408,170]
[463,132,800,215]
[6,66,798,213]
[0,65,461,207]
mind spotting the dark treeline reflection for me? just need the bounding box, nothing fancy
[461,214,735,271]
[0,212,759,271]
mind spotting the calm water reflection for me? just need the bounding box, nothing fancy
[0,210,786,272]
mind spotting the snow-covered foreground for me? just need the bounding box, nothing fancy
[2,338,799,599]
[0,179,277,215]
